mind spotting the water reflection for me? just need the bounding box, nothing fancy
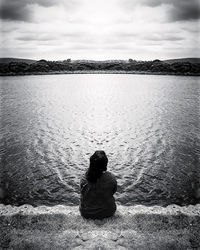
[0,74,199,205]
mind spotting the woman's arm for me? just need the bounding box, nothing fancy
[113,178,117,194]
[80,176,87,189]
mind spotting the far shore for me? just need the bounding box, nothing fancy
[0,203,200,249]
[1,70,200,77]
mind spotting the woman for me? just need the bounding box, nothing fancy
[80,151,117,219]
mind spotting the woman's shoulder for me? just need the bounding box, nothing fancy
[103,171,117,182]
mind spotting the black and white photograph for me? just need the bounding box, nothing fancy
[0,0,200,249]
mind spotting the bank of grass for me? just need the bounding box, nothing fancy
[1,70,200,76]
[0,204,200,249]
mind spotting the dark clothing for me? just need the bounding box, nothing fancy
[79,171,117,219]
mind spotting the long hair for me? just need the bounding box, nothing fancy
[86,151,108,183]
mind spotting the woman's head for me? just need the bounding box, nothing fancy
[86,151,108,183]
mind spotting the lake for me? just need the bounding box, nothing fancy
[0,74,199,206]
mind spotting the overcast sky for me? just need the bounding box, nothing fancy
[0,0,199,60]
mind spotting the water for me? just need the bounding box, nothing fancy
[0,74,199,206]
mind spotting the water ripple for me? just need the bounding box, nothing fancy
[0,74,199,206]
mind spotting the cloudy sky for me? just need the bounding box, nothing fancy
[0,0,199,60]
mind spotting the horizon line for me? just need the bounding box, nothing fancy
[1,56,200,62]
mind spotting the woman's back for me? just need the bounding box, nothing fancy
[80,171,117,219]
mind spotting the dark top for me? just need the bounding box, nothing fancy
[79,171,117,219]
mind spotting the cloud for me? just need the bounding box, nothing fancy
[0,0,199,60]
[117,32,183,41]
[0,0,77,21]
[0,1,31,21]
[122,0,200,21]
[141,33,183,41]
[17,34,56,42]
[170,1,200,21]
[16,31,87,43]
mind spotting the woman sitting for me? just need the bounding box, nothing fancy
[79,150,117,219]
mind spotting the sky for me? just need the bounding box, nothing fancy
[0,0,199,60]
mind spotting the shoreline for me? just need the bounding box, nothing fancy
[0,70,200,77]
[1,203,200,249]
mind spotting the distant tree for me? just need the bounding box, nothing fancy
[152,59,161,63]
[38,59,47,63]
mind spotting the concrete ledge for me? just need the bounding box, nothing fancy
[0,204,200,249]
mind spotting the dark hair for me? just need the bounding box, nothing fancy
[86,151,108,183]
